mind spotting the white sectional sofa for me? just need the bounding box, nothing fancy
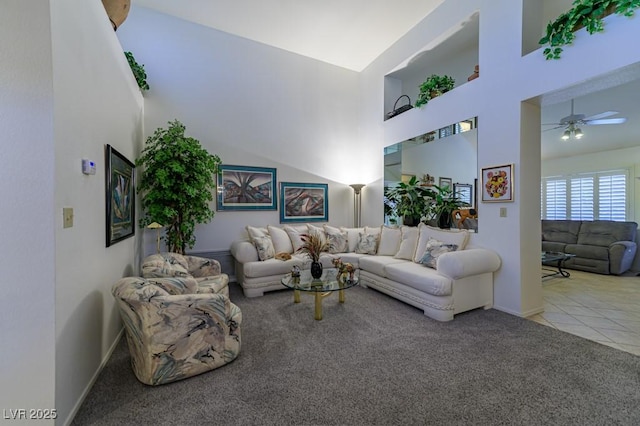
[230,223,501,321]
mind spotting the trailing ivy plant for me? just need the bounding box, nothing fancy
[136,120,221,254]
[124,51,149,91]
[539,0,640,60]
[415,74,455,108]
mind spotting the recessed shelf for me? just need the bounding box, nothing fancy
[383,12,480,122]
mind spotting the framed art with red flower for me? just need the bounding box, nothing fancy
[481,164,514,203]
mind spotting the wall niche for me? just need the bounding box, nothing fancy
[383,12,479,121]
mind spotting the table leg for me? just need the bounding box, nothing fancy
[339,289,345,303]
[315,292,323,320]
[294,289,300,303]
[557,260,571,277]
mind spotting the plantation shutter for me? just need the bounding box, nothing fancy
[545,179,566,220]
[570,176,594,220]
[598,173,627,221]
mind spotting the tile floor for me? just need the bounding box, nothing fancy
[528,269,640,356]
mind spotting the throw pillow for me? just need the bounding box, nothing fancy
[254,235,275,261]
[267,225,293,254]
[377,226,401,256]
[419,238,458,269]
[413,223,469,263]
[284,225,307,252]
[355,232,378,255]
[246,225,268,241]
[394,226,419,260]
[324,225,348,254]
[340,227,365,252]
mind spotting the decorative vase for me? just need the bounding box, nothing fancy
[310,261,323,279]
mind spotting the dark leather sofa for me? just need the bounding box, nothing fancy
[542,220,638,275]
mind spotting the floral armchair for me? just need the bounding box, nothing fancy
[112,276,242,385]
[141,252,229,296]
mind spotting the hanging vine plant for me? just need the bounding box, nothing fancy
[539,0,640,60]
[124,51,149,91]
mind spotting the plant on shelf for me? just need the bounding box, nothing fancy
[124,51,149,91]
[539,0,640,60]
[136,120,221,254]
[415,74,455,107]
[384,176,435,226]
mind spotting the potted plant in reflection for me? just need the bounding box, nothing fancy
[384,176,434,226]
[430,185,467,229]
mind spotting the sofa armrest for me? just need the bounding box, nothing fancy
[609,241,637,275]
[230,240,259,263]
[436,248,501,280]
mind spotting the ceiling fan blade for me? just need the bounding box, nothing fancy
[542,122,562,126]
[584,118,627,125]
[543,125,564,132]
[582,111,618,121]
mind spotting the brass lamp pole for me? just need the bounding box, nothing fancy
[146,222,163,253]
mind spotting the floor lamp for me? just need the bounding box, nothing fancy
[146,222,164,253]
[349,184,365,228]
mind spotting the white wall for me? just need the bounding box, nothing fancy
[50,0,144,424]
[360,0,640,318]
[0,0,56,418]
[117,6,368,253]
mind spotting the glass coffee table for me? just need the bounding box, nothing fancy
[281,268,359,320]
[541,251,576,279]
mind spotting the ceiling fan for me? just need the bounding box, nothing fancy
[543,99,627,140]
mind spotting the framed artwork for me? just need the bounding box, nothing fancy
[217,165,277,211]
[280,182,328,223]
[439,177,452,189]
[481,163,514,202]
[453,183,473,207]
[105,144,135,247]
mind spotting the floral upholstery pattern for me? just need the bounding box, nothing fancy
[142,252,228,297]
[112,276,242,385]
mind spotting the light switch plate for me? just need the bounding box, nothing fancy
[499,207,507,218]
[63,207,74,228]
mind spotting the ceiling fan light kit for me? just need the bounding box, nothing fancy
[544,99,626,141]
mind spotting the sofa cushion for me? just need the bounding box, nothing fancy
[341,227,365,252]
[413,224,468,263]
[419,238,458,269]
[541,220,580,244]
[148,277,198,295]
[377,226,402,256]
[565,244,609,261]
[394,226,419,260]
[358,255,406,278]
[324,225,348,253]
[385,262,452,296]
[577,221,638,247]
[268,225,293,254]
[243,256,305,278]
[542,241,568,253]
[254,235,275,261]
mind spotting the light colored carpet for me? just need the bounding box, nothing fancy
[73,283,640,425]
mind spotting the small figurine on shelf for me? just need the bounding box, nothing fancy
[420,173,435,186]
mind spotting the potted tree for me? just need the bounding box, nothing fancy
[136,120,222,254]
[384,176,435,226]
[415,74,455,107]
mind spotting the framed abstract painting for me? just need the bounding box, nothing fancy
[105,144,135,247]
[280,182,328,223]
[217,165,277,211]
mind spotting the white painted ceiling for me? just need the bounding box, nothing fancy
[133,0,445,72]
[132,0,639,160]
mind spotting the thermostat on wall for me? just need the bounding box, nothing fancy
[82,159,96,175]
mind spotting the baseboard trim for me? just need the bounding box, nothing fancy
[492,304,543,319]
[63,329,124,426]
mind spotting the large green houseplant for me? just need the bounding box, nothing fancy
[136,120,221,254]
[430,185,467,229]
[539,0,640,60]
[384,176,435,226]
[415,74,455,107]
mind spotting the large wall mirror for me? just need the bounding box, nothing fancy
[384,117,479,231]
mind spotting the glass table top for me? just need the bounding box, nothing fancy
[281,268,359,293]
